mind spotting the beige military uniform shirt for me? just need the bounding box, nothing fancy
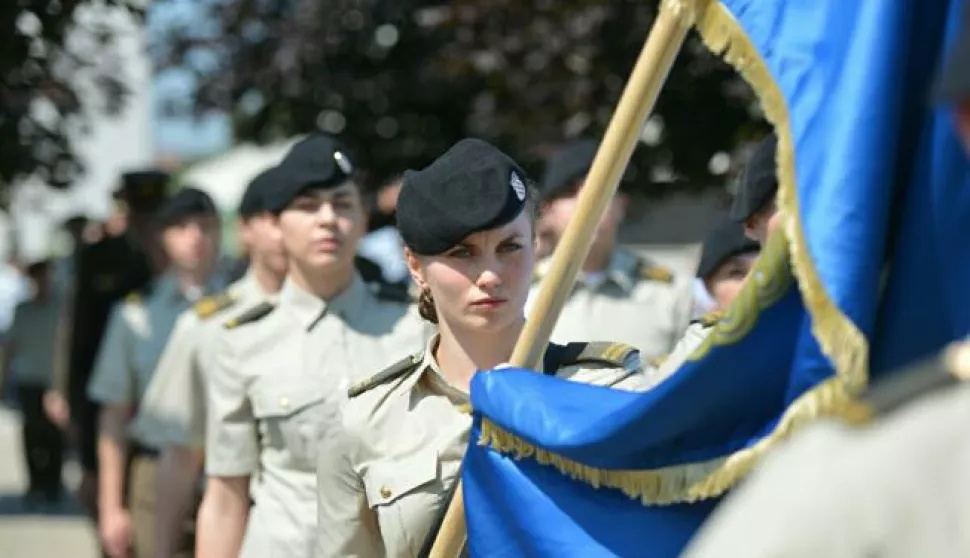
[528,250,693,363]
[205,275,429,558]
[314,334,649,558]
[87,273,221,448]
[683,382,970,558]
[131,272,269,450]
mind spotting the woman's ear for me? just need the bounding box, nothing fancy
[404,247,426,289]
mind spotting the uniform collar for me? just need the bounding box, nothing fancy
[155,271,225,304]
[233,270,271,302]
[412,333,470,405]
[278,273,369,331]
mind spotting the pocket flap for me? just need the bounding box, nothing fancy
[251,384,325,419]
[364,451,439,507]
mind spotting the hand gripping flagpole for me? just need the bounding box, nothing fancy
[428,1,697,556]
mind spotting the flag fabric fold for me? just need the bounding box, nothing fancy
[461,0,970,556]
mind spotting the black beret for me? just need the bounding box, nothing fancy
[265,134,355,213]
[541,138,599,199]
[729,134,778,222]
[115,169,171,212]
[934,8,970,104]
[397,138,530,255]
[696,218,760,279]
[238,167,281,218]
[156,187,218,228]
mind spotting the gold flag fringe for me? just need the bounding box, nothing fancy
[477,0,871,505]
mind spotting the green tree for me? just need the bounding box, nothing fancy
[0,1,143,196]
[157,0,768,195]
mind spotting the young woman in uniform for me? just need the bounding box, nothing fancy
[315,138,649,557]
[196,134,428,558]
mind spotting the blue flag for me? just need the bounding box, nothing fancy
[462,1,970,556]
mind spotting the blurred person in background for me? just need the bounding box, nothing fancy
[86,187,226,558]
[531,138,693,362]
[130,168,290,558]
[0,258,66,509]
[692,218,761,318]
[47,170,170,527]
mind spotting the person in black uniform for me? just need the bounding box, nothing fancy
[48,169,170,523]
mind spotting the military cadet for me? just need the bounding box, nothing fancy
[197,134,428,558]
[1,259,66,507]
[314,138,653,558]
[649,133,781,381]
[125,168,289,558]
[531,138,693,363]
[693,218,760,317]
[50,170,168,524]
[682,18,970,557]
[87,187,225,558]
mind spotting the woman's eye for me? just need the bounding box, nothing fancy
[498,242,523,254]
[447,247,471,258]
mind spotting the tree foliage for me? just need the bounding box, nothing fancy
[157,0,769,195]
[0,1,143,195]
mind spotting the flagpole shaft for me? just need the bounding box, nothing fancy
[428,3,693,556]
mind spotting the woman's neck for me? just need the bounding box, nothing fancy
[250,260,286,295]
[435,318,524,393]
[288,260,353,300]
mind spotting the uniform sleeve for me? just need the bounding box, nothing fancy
[86,304,134,405]
[668,278,695,349]
[315,419,384,558]
[132,312,199,448]
[648,322,711,387]
[204,331,260,476]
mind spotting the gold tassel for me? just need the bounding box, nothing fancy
[479,378,857,505]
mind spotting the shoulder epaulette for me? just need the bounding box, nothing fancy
[195,290,238,319]
[223,301,275,329]
[549,341,639,370]
[649,354,670,369]
[348,352,423,398]
[691,310,723,328]
[638,262,675,284]
[125,291,143,304]
[370,281,416,303]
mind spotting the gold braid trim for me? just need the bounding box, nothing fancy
[476,0,871,504]
[479,377,860,504]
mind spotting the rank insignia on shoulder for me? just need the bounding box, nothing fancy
[692,310,723,328]
[125,291,143,305]
[223,301,275,329]
[348,352,423,398]
[195,291,238,319]
[547,341,640,371]
[639,264,675,284]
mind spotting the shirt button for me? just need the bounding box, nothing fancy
[380,485,393,499]
[279,396,290,410]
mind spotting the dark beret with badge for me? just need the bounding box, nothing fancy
[263,134,355,214]
[156,187,218,229]
[696,218,760,280]
[540,138,599,200]
[934,6,969,104]
[237,166,281,218]
[396,138,531,256]
[729,133,778,223]
[114,169,171,213]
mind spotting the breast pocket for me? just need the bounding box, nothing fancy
[250,385,326,469]
[364,451,443,558]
